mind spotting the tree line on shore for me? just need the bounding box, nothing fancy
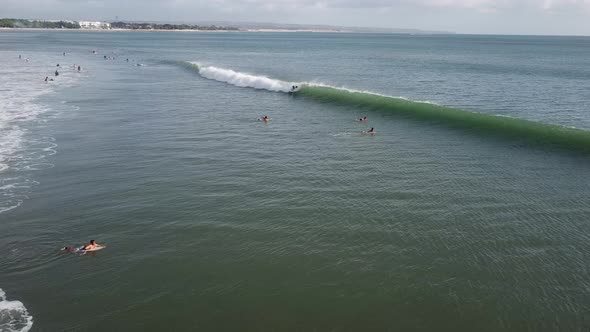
[0,18,80,29]
[110,21,238,31]
[0,18,238,31]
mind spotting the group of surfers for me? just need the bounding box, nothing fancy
[43,62,82,82]
[259,115,375,134]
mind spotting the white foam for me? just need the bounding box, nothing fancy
[307,81,440,105]
[193,63,296,93]
[0,288,33,332]
[0,51,79,214]
[190,63,439,106]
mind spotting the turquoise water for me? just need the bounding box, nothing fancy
[1,31,590,331]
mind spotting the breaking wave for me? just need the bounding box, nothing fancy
[185,61,295,92]
[0,51,80,214]
[179,61,590,152]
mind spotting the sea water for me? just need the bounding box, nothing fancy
[0,31,589,331]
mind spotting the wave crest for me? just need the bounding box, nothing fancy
[190,62,295,92]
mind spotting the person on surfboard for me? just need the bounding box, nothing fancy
[61,240,104,252]
[81,240,102,250]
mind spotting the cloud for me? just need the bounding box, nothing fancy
[163,0,590,10]
[4,0,590,13]
[171,0,590,14]
[2,0,589,35]
[541,0,590,11]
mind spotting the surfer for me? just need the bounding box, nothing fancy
[259,116,270,122]
[54,70,59,76]
[77,65,81,72]
[44,76,48,82]
[81,240,102,250]
[61,240,103,252]
[290,85,299,92]
[362,127,376,134]
[356,116,368,122]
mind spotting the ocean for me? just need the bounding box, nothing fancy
[0,30,589,331]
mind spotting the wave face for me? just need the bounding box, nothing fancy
[0,289,33,332]
[187,62,295,92]
[297,85,590,152]
[180,62,590,152]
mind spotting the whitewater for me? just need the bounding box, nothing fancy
[0,289,33,332]
[0,51,82,213]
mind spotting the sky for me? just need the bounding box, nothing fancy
[2,0,590,35]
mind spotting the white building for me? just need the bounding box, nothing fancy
[78,21,111,29]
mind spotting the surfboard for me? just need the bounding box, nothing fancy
[80,245,105,252]
[62,245,106,254]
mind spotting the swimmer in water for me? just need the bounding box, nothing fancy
[55,70,59,76]
[259,116,270,122]
[362,127,376,134]
[77,65,81,72]
[44,76,48,82]
[356,116,368,122]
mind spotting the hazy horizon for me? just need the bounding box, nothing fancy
[2,0,590,36]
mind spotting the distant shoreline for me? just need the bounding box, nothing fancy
[0,27,237,32]
[0,27,347,33]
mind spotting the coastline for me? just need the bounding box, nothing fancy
[0,27,237,32]
[0,27,344,33]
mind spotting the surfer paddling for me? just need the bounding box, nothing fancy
[62,240,105,253]
[362,127,376,135]
[81,240,102,250]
